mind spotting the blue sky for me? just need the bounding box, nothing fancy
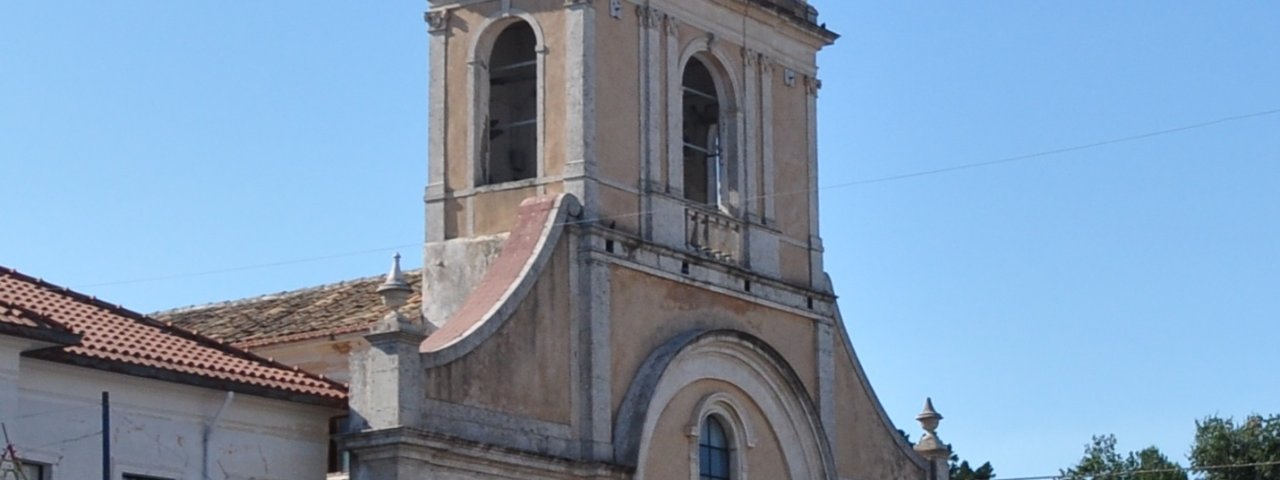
[3,1,1277,476]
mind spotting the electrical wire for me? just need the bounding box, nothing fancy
[556,106,1280,227]
[74,243,419,289]
[66,106,1280,288]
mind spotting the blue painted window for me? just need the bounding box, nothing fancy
[699,416,732,480]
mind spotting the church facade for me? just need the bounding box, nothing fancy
[161,1,953,479]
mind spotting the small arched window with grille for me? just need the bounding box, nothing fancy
[481,21,537,185]
[681,57,723,208]
[699,416,732,480]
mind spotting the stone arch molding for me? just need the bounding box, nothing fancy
[677,36,741,106]
[615,329,837,480]
[688,392,757,480]
[466,8,549,187]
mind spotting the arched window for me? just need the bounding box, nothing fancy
[699,416,732,480]
[481,21,537,185]
[681,57,723,207]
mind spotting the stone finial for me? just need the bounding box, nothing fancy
[917,397,942,433]
[913,397,949,461]
[377,253,413,310]
[374,253,430,335]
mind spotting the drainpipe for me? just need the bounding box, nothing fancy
[203,391,235,480]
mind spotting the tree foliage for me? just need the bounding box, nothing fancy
[950,447,996,480]
[1190,415,1280,480]
[1061,434,1186,480]
[952,458,996,480]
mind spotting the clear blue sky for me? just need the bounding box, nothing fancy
[3,1,1277,477]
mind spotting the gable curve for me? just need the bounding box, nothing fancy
[419,193,580,367]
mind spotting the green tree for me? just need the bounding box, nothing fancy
[1061,434,1186,480]
[1190,415,1280,480]
[949,446,995,480]
[951,458,996,480]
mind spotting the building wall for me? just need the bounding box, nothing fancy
[425,239,575,425]
[251,336,360,384]
[608,264,819,419]
[833,332,931,480]
[427,1,831,295]
[4,355,335,480]
[437,1,573,239]
[638,379,791,480]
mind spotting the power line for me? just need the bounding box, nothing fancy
[74,243,419,289]
[824,107,1280,189]
[556,106,1280,227]
[68,107,1280,288]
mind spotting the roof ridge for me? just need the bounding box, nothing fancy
[0,264,346,394]
[151,268,424,316]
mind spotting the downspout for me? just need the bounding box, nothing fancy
[203,391,235,480]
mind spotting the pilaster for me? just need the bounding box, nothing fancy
[664,14,683,198]
[804,75,825,291]
[638,5,664,241]
[760,56,776,224]
[741,48,761,224]
[563,0,599,218]
[424,9,451,243]
[349,323,427,432]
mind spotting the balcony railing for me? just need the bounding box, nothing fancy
[686,207,743,264]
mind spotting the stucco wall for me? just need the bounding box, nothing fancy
[425,239,574,425]
[608,265,818,419]
[7,358,335,480]
[252,336,359,384]
[639,379,791,480]
[833,333,930,480]
[440,1,571,239]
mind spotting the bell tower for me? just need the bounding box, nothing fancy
[347,1,947,479]
[424,0,836,292]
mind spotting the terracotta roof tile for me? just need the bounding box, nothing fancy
[154,272,422,348]
[0,266,346,406]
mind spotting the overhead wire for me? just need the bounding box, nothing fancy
[67,106,1280,288]
[74,243,419,289]
[555,106,1280,227]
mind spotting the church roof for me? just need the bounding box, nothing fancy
[0,266,347,406]
[154,271,422,349]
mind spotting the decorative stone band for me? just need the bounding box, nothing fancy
[419,194,579,366]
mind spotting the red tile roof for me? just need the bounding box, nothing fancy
[0,297,80,345]
[0,266,346,407]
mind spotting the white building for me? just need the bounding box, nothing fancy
[0,266,346,480]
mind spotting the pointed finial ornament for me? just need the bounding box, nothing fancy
[914,397,949,464]
[373,253,430,335]
[917,397,943,434]
[377,253,413,310]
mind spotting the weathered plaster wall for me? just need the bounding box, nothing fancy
[770,73,811,240]
[425,239,574,425]
[594,8,641,190]
[639,379,790,480]
[607,266,818,418]
[8,359,334,480]
[833,333,930,480]
[251,336,361,384]
[439,1,572,239]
